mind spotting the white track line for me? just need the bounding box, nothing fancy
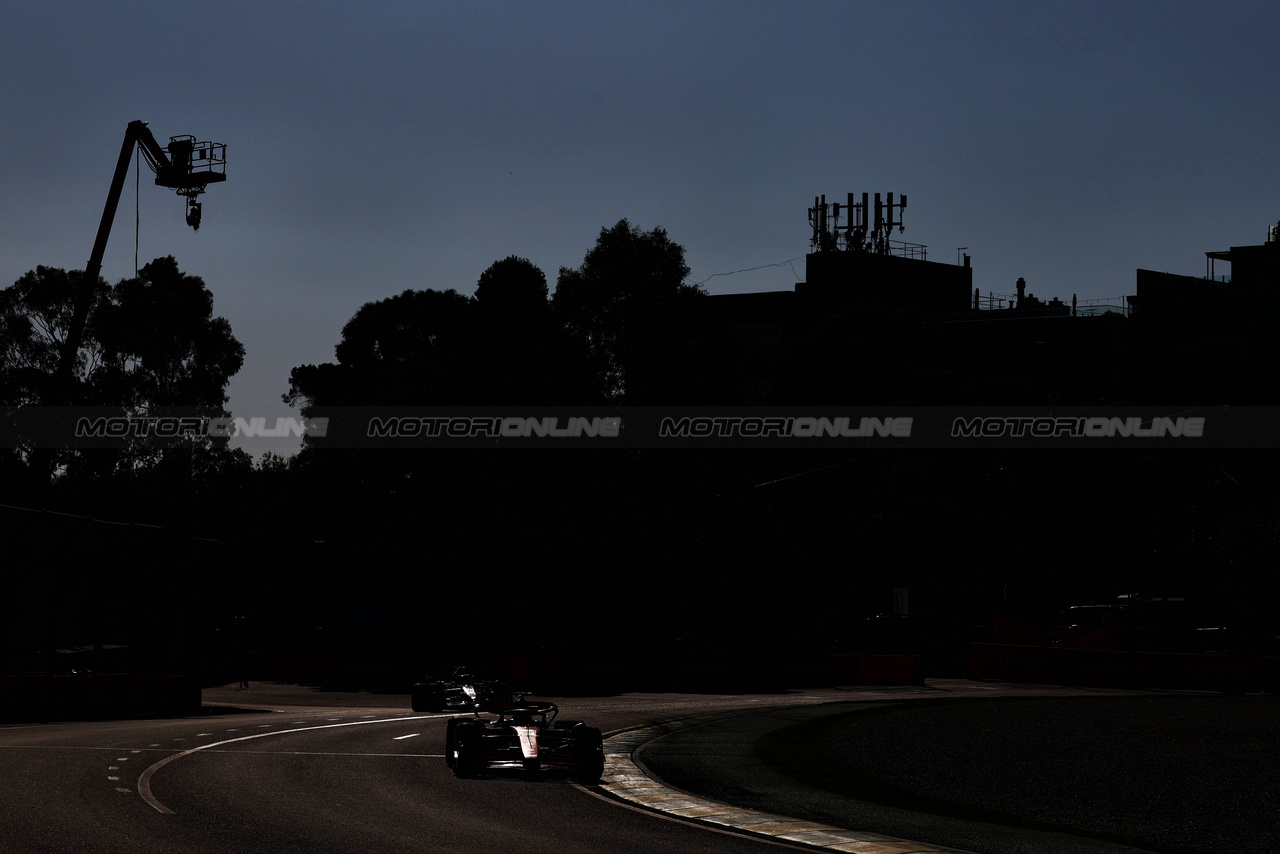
[137,714,455,814]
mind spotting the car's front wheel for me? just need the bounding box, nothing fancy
[445,718,462,768]
[574,727,604,785]
[452,725,478,778]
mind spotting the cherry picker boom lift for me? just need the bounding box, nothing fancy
[51,120,227,405]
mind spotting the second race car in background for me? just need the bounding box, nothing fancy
[411,668,512,712]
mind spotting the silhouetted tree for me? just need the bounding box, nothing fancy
[473,255,550,319]
[279,261,617,590]
[1,256,245,491]
[91,256,244,409]
[553,219,706,402]
[1,257,242,410]
[471,256,601,403]
[285,288,475,407]
[287,260,601,408]
[0,265,109,406]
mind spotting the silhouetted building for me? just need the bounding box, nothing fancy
[1130,229,1280,403]
[797,191,973,314]
[706,192,973,353]
[706,199,1278,405]
[710,289,802,350]
[799,248,973,314]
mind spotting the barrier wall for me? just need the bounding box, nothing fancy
[0,674,201,722]
[421,652,921,692]
[966,643,1276,693]
[237,651,923,692]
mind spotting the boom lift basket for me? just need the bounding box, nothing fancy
[154,135,226,230]
[156,135,226,192]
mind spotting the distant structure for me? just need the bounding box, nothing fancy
[1129,221,1280,402]
[707,197,1280,404]
[707,193,972,357]
[799,192,972,314]
[808,192,913,256]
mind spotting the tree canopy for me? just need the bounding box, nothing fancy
[473,255,550,320]
[0,265,109,406]
[553,219,706,402]
[92,256,244,409]
[0,256,243,410]
[1,256,245,489]
[286,257,600,409]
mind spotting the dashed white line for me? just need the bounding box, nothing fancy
[393,733,420,740]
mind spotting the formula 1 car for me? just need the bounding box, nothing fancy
[445,696,605,784]
[411,668,511,713]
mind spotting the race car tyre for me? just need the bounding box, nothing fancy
[411,682,447,713]
[444,718,461,768]
[452,727,478,778]
[480,681,511,703]
[574,727,605,785]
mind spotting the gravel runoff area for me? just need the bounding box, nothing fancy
[772,695,1279,854]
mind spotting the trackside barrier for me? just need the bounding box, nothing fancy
[857,654,922,685]
[245,652,923,692]
[966,643,1275,693]
[518,653,921,691]
[0,674,201,722]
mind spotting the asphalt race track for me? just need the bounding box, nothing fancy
[0,684,860,854]
[0,681,1152,854]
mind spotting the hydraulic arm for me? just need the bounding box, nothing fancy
[50,120,226,405]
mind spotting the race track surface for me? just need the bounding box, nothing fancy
[0,683,862,854]
[3,679,1237,854]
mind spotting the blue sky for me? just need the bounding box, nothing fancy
[2,2,1277,454]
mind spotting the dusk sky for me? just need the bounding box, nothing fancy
[3,2,1276,455]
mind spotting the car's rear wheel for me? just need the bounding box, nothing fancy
[410,683,428,712]
[412,682,446,713]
